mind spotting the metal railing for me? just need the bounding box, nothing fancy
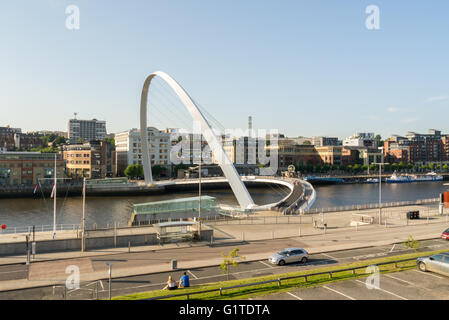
[145,257,418,300]
[304,198,439,214]
[0,224,80,234]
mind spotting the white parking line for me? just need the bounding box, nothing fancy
[412,269,443,279]
[354,280,408,300]
[389,244,396,253]
[188,270,199,280]
[259,261,274,268]
[383,274,414,286]
[322,286,356,300]
[99,280,104,290]
[286,292,302,300]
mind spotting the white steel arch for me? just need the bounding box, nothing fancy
[139,71,256,210]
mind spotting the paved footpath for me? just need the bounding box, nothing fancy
[0,217,448,293]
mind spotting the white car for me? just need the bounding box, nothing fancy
[269,248,309,266]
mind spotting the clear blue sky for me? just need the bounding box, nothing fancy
[1,0,448,139]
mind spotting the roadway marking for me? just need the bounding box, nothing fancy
[0,270,25,275]
[259,261,274,268]
[99,280,104,290]
[320,253,337,260]
[188,270,199,279]
[354,280,408,300]
[389,244,396,252]
[412,269,444,279]
[286,292,302,300]
[322,286,356,300]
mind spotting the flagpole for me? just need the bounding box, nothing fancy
[53,153,57,239]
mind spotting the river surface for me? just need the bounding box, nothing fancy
[0,182,447,229]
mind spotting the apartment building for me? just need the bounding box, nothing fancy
[68,118,107,143]
[62,141,115,179]
[0,152,64,186]
[114,127,170,176]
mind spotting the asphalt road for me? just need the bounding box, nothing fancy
[0,238,448,300]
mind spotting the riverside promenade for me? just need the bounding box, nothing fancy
[0,202,447,293]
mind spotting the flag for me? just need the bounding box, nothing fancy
[50,183,56,198]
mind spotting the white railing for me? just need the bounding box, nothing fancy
[0,224,80,235]
[303,198,439,214]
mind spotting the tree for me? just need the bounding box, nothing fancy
[124,165,138,178]
[302,141,312,145]
[53,136,66,146]
[151,165,164,177]
[103,138,115,146]
[219,248,246,281]
[403,235,420,252]
[124,164,143,179]
[443,164,449,171]
[374,134,383,145]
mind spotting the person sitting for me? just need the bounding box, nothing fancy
[163,275,177,290]
[178,272,190,288]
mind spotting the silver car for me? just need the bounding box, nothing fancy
[417,252,449,276]
[269,248,309,266]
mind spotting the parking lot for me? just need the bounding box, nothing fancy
[253,268,449,300]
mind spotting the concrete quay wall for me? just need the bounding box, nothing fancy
[0,229,213,256]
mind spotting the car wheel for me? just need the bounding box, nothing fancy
[278,260,285,266]
[418,262,427,272]
[301,257,308,264]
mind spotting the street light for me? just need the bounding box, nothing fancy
[81,177,86,252]
[106,262,113,300]
[373,146,386,225]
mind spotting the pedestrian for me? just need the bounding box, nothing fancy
[178,271,190,288]
[163,275,177,290]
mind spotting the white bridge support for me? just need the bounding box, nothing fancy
[139,71,256,210]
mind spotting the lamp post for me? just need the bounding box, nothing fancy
[106,262,113,300]
[374,147,386,225]
[81,177,86,252]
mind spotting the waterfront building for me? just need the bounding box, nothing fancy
[0,152,64,186]
[343,132,377,148]
[384,129,447,164]
[114,127,170,176]
[67,118,107,143]
[62,140,115,179]
[266,142,321,172]
[315,146,343,165]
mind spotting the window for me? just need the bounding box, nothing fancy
[432,254,444,262]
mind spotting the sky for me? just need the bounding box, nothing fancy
[1,0,448,139]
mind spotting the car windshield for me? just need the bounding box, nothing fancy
[278,250,289,256]
[445,229,449,233]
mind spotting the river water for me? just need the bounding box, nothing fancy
[0,182,447,229]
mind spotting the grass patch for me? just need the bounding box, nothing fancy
[113,248,448,300]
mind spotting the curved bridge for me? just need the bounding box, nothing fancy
[140,71,255,210]
[154,176,316,213]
